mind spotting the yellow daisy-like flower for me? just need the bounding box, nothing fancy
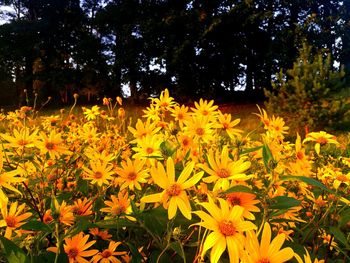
[198,146,251,191]
[184,116,214,143]
[83,160,115,187]
[37,130,71,159]
[225,192,260,220]
[214,112,242,138]
[115,158,149,191]
[142,103,161,121]
[0,200,32,239]
[50,199,75,226]
[49,232,98,263]
[1,127,38,149]
[193,198,257,263]
[170,104,190,129]
[83,105,100,121]
[191,98,218,120]
[140,157,203,220]
[294,248,325,263]
[100,191,133,220]
[91,241,127,263]
[132,135,163,161]
[150,88,175,110]
[303,131,338,155]
[128,119,161,144]
[243,222,294,263]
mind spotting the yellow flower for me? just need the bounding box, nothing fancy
[191,98,218,119]
[142,103,161,121]
[83,160,115,187]
[83,105,100,121]
[115,158,149,191]
[184,116,214,143]
[150,88,175,110]
[198,146,251,191]
[1,127,38,149]
[37,130,71,159]
[243,222,294,263]
[50,199,75,226]
[214,112,242,138]
[303,131,338,155]
[0,200,32,239]
[132,135,162,161]
[294,248,325,263]
[91,241,127,263]
[0,151,26,199]
[141,158,203,220]
[225,192,260,220]
[73,198,93,216]
[100,191,133,220]
[128,119,161,144]
[170,104,190,129]
[49,232,98,263]
[193,198,257,263]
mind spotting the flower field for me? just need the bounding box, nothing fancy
[0,89,349,263]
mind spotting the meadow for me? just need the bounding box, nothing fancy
[0,89,349,263]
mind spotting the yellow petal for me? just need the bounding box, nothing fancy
[140,193,162,203]
[175,196,191,220]
[168,197,177,219]
[210,236,226,263]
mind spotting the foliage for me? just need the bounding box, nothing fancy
[265,43,350,132]
[0,90,349,262]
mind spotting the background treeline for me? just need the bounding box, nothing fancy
[0,0,349,106]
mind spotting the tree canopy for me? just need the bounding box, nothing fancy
[0,0,348,105]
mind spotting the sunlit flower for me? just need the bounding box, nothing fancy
[142,103,161,121]
[132,135,163,161]
[91,241,127,263]
[214,112,242,138]
[100,191,133,219]
[225,192,260,220]
[141,158,203,219]
[128,119,161,144]
[243,222,294,263]
[73,198,93,216]
[89,228,112,240]
[303,131,338,155]
[184,116,214,143]
[83,160,115,187]
[51,199,75,226]
[193,198,257,263]
[1,127,38,149]
[115,158,149,191]
[37,130,71,159]
[198,146,251,190]
[170,104,190,129]
[83,105,100,121]
[191,98,218,119]
[49,232,98,263]
[150,88,175,110]
[0,200,32,239]
[294,248,325,263]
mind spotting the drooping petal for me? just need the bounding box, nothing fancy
[210,236,226,263]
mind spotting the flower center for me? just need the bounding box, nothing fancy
[167,184,182,196]
[67,247,79,259]
[112,205,126,216]
[227,196,241,206]
[146,147,154,154]
[217,168,230,178]
[182,138,190,147]
[258,259,270,263]
[222,123,229,130]
[128,172,137,180]
[316,137,328,145]
[5,216,17,227]
[177,113,184,120]
[17,139,28,146]
[94,171,103,179]
[202,110,209,116]
[196,128,205,136]
[101,249,112,258]
[45,142,56,150]
[296,151,304,160]
[218,220,236,236]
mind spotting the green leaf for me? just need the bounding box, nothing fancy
[329,227,350,249]
[96,218,138,229]
[221,185,254,194]
[339,208,350,229]
[280,175,332,193]
[21,220,52,233]
[126,242,143,263]
[262,144,273,171]
[169,241,186,262]
[0,236,30,263]
[240,145,263,155]
[269,196,301,210]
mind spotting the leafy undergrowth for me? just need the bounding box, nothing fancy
[0,90,349,263]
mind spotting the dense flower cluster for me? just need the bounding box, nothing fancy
[0,89,349,262]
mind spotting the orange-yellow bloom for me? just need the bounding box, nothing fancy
[141,158,203,220]
[91,241,126,263]
[193,198,257,263]
[115,158,149,191]
[83,160,115,187]
[0,200,32,239]
[226,192,260,220]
